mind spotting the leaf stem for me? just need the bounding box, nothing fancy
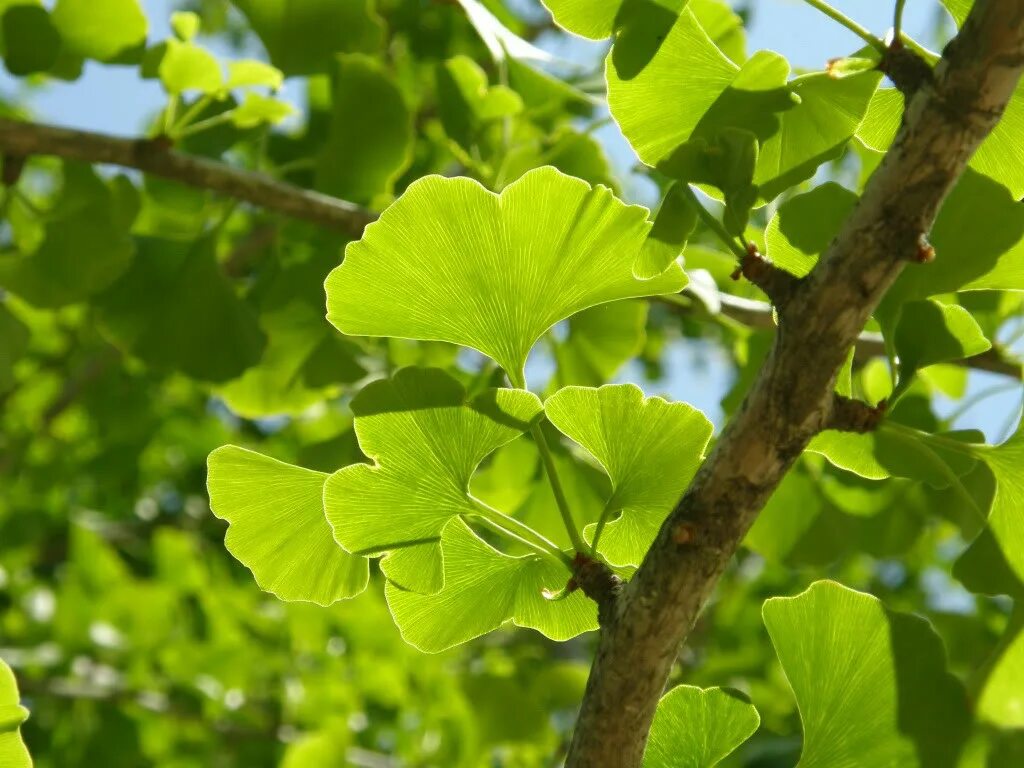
[173,94,215,136]
[893,0,909,42]
[588,498,618,556]
[468,499,573,569]
[799,0,886,52]
[531,422,589,554]
[681,185,747,261]
[880,420,991,456]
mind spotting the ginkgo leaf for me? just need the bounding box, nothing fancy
[974,615,1024,728]
[643,685,760,768]
[765,183,857,277]
[636,182,698,279]
[0,658,31,768]
[385,518,595,653]
[51,0,147,62]
[207,446,369,606]
[323,367,543,594]
[607,10,876,201]
[325,166,685,386]
[545,384,713,566]
[225,59,283,90]
[763,580,971,768]
[230,92,295,128]
[893,299,990,385]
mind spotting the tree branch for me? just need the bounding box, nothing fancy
[0,118,375,236]
[567,2,1024,765]
[663,291,1024,380]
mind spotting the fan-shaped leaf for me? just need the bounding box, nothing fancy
[323,367,543,594]
[0,658,31,768]
[545,384,713,566]
[763,580,970,768]
[207,446,369,606]
[325,166,685,386]
[51,0,146,62]
[644,685,760,768]
[385,518,594,653]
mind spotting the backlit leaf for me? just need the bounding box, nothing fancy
[325,166,685,386]
[0,658,31,768]
[207,446,369,606]
[644,685,759,767]
[51,0,146,62]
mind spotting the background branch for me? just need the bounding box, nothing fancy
[0,118,375,236]
[567,2,1024,764]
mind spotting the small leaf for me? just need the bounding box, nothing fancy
[225,59,284,90]
[315,53,412,206]
[170,10,200,42]
[385,518,595,652]
[763,580,971,768]
[51,0,147,62]
[154,38,223,95]
[207,446,369,606]
[643,685,760,768]
[0,658,31,768]
[894,299,991,383]
[545,384,713,566]
[230,91,295,129]
[323,367,543,594]
[232,0,384,76]
[325,167,686,386]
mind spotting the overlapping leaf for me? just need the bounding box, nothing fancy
[545,384,713,566]
[763,581,970,767]
[207,446,369,606]
[385,518,595,653]
[325,166,685,386]
[323,367,543,594]
[644,685,760,767]
[550,301,647,388]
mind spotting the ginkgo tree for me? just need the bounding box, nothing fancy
[1,0,1024,767]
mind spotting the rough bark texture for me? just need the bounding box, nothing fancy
[566,2,1024,765]
[0,118,375,235]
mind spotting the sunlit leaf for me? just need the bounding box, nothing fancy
[763,580,971,767]
[0,658,31,768]
[207,446,369,606]
[893,299,990,384]
[323,367,543,594]
[550,301,647,387]
[325,166,685,386]
[545,384,713,566]
[51,0,146,62]
[644,685,759,767]
[385,518,594,653]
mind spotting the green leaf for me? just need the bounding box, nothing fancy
[170,10,200,42]
[323,367,543,594]
[540,0,683,41]
[51,0,147,62]
[225,59,284,90]
[893,299,990,383]
[643,685,760,767]
[0,658,31,768]
[0,163,138,307]
[315,53,412,206]
[2,4,59,76]
[385,518,594,652]
[763,580,971,768]
[154,38,223,95]
[96,236,266,382]
[689,0,745,63]
[975,613,1024,728]
[230,91,295,129]
[231,0,384,76]
[550,301,647,387]
[436,55,523,155]
[765,183,857,277]
[207,446,369,606]
[545,384,713,566]
[325,167,686,386]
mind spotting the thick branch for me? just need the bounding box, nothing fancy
[0,118,375,236]
[567,2,1024,765]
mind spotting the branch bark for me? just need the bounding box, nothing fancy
[0,118,375,236]
[566,2,1024,765]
